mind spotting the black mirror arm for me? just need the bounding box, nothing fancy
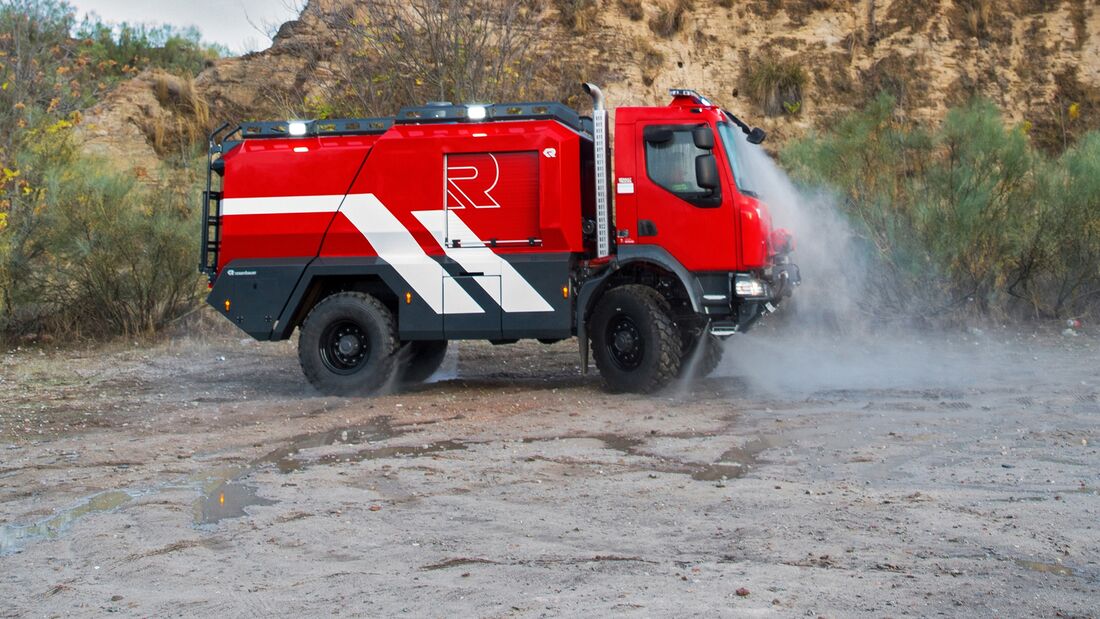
[724,111,766,143]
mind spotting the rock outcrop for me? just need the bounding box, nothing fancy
[77,0,1100,170]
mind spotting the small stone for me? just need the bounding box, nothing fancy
[736,587,750,597]
[369,505,382,511]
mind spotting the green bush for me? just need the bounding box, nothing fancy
[0,128,199,337]
[0,1,214,340]
[781,94,1100,321]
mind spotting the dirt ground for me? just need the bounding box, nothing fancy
[0,322,1097,617]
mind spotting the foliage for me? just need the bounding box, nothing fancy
[648,0,692,38]
[743,55,806,117]
[781,94,1100,320]
[0,127,199,336]
[74,19,225,77]
[0,0,218,339]
[305,0,601,119]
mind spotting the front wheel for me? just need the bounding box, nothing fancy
[298,292,398,395]
[590,285,682,393]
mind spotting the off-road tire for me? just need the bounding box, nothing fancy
[399,340,448,384]
[680,333,724,379]
[298,292,398,395]
[590,285,682,393]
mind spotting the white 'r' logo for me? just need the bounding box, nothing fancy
[446,154,500,209]
[543,148,556,158]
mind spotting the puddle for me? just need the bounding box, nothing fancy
[256,416,411,473]
[191,417,464,522]
[524,433,774,482]
[1015,559,1076,577]
[195,481,276,525]
[275,440,469,473]
[0,490,133,556]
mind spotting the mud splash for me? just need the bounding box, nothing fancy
[0,490,134,555]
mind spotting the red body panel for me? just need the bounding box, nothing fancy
[218,136,376,270]
[613,100,776,273]
[320,121,585,259]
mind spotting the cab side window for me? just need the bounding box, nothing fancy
[643,124,721,207]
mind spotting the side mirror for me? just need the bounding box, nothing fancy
[695,154,719,190]
[643,126,673,144]
[747,127,766,145]
[692,126,715,150]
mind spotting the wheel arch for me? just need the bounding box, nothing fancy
[274,258,439,341]
[575,247,703,369]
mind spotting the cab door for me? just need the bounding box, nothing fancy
[633,122,735,272]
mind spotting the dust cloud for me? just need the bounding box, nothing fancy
[716,133,1039,395]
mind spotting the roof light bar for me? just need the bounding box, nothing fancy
[287,121,308,136]
[669,88,714,107]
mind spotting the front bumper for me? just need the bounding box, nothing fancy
[701,259,800,336]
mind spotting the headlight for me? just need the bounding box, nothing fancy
[734,276,768,297]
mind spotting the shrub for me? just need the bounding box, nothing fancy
[648,0,693,38]
[618,0,644,21]
[0,123,200,338]
[781,94,1100,320]
[743,56,807,117]
[553,0,598,32]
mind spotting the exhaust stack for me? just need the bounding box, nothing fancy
[583,83,610,258]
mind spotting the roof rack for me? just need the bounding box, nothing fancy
[227,101,588,141]
[395,101,586,134]
[235,117,394,139]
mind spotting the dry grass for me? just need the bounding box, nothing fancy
[637,38,665,87]
[149,73,211,156]
[648,0,693,38]
[553,0,598,33]
[742,55,807,117]
[617,0,644,21]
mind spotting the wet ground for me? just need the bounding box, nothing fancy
[0,324,1097,617]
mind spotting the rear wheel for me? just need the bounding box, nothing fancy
[590,285,682,393]
[298,292,398,395]
[399,340,448,384]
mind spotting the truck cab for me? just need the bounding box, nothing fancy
[608,90,797,333]
[201,85,797,395]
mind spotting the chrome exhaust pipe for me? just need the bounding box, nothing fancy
[583,83,610,259]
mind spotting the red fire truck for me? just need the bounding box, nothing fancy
[201,84,798,394]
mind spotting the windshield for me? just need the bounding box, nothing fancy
[717,122,757,197]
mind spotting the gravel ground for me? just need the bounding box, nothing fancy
[0,323,1097,617]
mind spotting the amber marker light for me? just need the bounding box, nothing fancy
[224,299,231,312]
[219,492,225,505]
[405,291,413,304]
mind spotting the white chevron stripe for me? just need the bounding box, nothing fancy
[221,193,483,315]
[340,195,483,315]
[412,210,554,313]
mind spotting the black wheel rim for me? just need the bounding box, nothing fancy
[319,320,370,375]
[606,314,644,371]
